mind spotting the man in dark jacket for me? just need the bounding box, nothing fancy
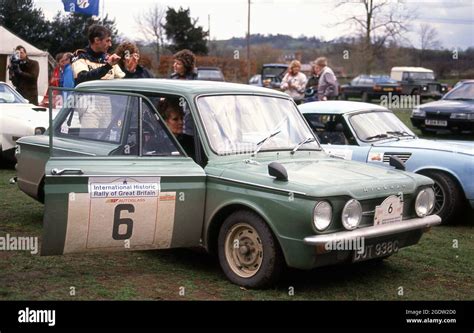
[8,45,39,104]
[71,25,124,86]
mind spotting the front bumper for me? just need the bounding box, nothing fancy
[304,215,441,245]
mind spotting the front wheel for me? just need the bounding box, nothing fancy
[420,170,463,224]
[217,210,284,288]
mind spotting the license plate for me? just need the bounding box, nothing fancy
[383,88,393,91]
[353,240,399,262]
[425,119,447,127]
[374,195,403,226]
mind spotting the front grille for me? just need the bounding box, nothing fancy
[358,194,415,227]
[428,84,440,93]
[383,152,412,163]
[426,112,450,120]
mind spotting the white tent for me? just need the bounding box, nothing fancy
[0,25,51,104]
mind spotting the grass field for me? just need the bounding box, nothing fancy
[0,108,473,300]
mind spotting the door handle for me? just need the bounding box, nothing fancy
[51,168,84,175]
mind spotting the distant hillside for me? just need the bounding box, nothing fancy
[213,33,330,50]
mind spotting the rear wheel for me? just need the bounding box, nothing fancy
[217,210,284,288]
[419,170,463,224]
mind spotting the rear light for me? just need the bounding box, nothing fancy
[396,87,402,92]
[373,85,382,91]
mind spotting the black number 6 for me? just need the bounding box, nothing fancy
[112,204,134,240]
[388,203,393,214]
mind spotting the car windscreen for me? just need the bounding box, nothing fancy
[197,95,320,155]
[443,82,474,100]
[349,111,415,142]
[374,76,398,84]
[262,66,287,79]
[406,72,435,80]
[0,83,26,103]
[198,69,224,81]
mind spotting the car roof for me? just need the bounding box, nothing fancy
[263,63,288,67]
[391,67,433,73]
[197,66,222,70]
[77,78,289,98]
[298,101,388,115]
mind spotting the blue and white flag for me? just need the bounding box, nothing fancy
[62,0,99,16]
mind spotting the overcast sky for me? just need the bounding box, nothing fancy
[35,0,474,50]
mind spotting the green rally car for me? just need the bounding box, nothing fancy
[15,79,441,288]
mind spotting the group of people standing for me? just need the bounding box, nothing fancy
[9,24,197,106]
[280,57,339,104]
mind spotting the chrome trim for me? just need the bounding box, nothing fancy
[17,141,97,156]
[207,175,306,196]
[51,168,84,175]
[46,173,205,178]
[303,214,441,245]
[362,210,375,216]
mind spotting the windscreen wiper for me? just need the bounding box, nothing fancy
[291,137,317,154]
[252,129,282,157]
[386,130,416,138]
[365,133,391,140]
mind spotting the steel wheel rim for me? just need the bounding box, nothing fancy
[224,223,263,278]
[433,181,445,215]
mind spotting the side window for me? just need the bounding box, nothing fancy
[54,93,128,145]
[308,114,350,145]
[141,101,182,156]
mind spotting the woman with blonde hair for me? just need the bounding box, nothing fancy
[280,60,307,104]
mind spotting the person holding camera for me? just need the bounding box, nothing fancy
[71,24,125,86]
[8,45,39,105]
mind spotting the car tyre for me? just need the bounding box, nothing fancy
[361,92,369,103]
[420,170,463,224]
[218,210,284,288]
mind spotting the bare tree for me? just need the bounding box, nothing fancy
[135,4,166,63]
[418,23,440,66]
[335,0,416,73]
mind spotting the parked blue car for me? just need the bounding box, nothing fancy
[299,101,474,224]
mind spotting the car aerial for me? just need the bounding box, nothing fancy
[298,101,474,225]
[411,79,474,134]
[390,67,448,101]
[15,79,440,288]
[0,81,49,162]
[196,66,225,81]
[339,75,402,102]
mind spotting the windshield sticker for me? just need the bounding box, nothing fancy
[60,124,69,134]
[368,152,383,162]
[325,148,353,160]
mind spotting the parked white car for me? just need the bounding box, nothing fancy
[0,81,50,161]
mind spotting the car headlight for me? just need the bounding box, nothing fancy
[422,86,428,91]
[441,86,447,92]
[342,199,362,230]
[411,108,426,117]
[313,201,332,231]
[415,188,435,217]
[450,113,473,120]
